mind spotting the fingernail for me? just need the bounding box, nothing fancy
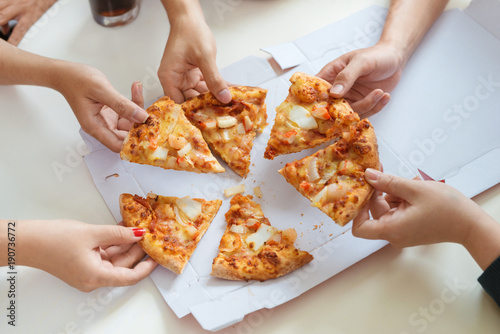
[373,90,384,102]
[365,168,382,181]
[132,228,146,237]
[217,88,232,104]
[331,84,344,95]
[132,108,149,123]
[381,94,391,105]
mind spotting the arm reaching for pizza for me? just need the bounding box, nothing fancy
[317,0,449,117]
[353,169,500,306]
[0,39,148,152]
[0,0,57,46]
[353,169,500,271]
[158,0,231,104]
[0,220,158,292]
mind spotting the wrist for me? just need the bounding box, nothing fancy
[164,0,204,32]
[12,220,39,268]
[48,60,72,91]
[48,61,86,97]
[461,212,500,270]
[375,39,407,70]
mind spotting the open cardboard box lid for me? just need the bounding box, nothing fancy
[81,0,500,330]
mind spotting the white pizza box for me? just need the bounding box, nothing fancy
[81,1,500,331]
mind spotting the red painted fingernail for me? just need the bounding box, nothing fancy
[132,228,146,237]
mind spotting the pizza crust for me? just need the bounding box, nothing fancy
[211,243,314,281]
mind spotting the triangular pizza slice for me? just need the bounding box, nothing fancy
[279,119,381,226]
[120,193,222,274]
[182,86,267,177]
[264,72,359,160]
[211,194,313,281]
[120,96,225,173]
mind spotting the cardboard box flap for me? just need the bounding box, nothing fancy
[261,42,308,70]
[219,55,277,86]
[445,148,500,198]
[464,0,500,41]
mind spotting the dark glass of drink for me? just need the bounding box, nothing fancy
[89,0,140,27]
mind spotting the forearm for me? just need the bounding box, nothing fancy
[0,40,90,101]
[0,220,7,265]
[0,220,42,268]
[379,0,448,67]
[462,212,500,271]
[0,39,62,89]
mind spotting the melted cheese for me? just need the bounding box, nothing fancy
[245,224,277,251]
[289,105,318,130]
[175,197,202,220]
[151,147,169,160]
[177,143,192,157]
[217,116,238,128]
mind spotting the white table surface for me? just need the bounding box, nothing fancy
[1,0,500,333]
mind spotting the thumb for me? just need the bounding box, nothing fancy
[364,169,419,202]
[98,85,149,123]
[91,225,146,247]
[198,58,231,104]
[329,57,366,97]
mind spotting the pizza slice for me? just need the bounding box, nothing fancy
[120,193,222,274]
[279,119,380,226]
[264,72,359,160]
[211,194,313,281]
[182,86,267,178]
[120,96,225,173]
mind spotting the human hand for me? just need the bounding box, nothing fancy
[17,220,158,292]
[55,63,148,153]
[158,18,230,104]
[316,42,404,118]
[0,0,57,46]
[352,169,485,248]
